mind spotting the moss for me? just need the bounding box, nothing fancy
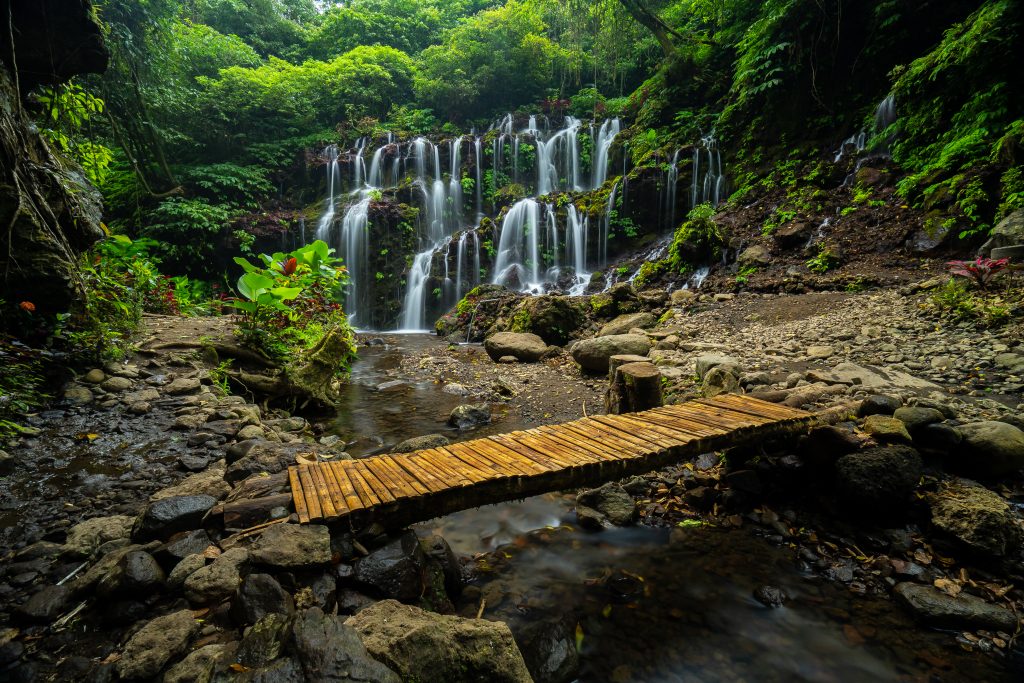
[589,293,615,317]
[633,259,669,289]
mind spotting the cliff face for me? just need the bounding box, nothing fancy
[0,0,109,312]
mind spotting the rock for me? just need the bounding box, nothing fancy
[63,515,134,559]
[598,312,657,337]
[63,384,94,405]
[498,355,518,364]
[994,352,1024,373]
[693,353,740,380]
[162,643,228,683]
[82,368,105,384]
[165,377,202,395]
[0,449,14,474]
[571,334,651,372]
[805,362,939,391]
[250,523,332,569]
[128,401,152,415]
[354,531,426,602]
[752,585,788,608]
[168,553,207,588]
[17,584,71,622]
[236,424,265,441]
[346,600,531,683]
[915,422,962,452]
[956,421,1024,477]
[150,461,230,502]
[154,529,212,568]
[928,479,1023,559]
[448,403,491,430]
[702,365,740,398]
[420,534,463,599]
[806,345,834,360]
[115,609,199,680]
[834,446,922,513]
[861,415,912,444]
[893,407,944,432]
[100,376,133,392]
[893,583,1019,632]
[576,483,636,528]
[670,289,696,305]
[514,619,579,683]
[505,295,585,345]
[237,613,293,669]
[225,441,322,484]
[132,495,217,542]
[391,434,450,453]
[294,607,400,682]
[857,394,902,417]
[773,221,813,249]
[738,244,771,267]
[979,208,1024,256]
[96,550,165,597]
[183,547,248,605]
[483,332,549,363]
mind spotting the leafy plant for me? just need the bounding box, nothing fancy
[806,243,840,273]
[946,258,1011,290]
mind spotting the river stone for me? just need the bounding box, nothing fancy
[63,515,135,559]
[100,376,133,392]
[82,368,105,384]
[63,384,94,405]
[893,406,944,433]
[392,434,450,453]
[151,461,230,502]
[17,584,71,622]
[184,548,248,605]
[693,353,741,380]
[168,553,207,588]
[115,609,199,680]
[154,529,213,569]
[571,334,651,372]
[893,583,1019,632]
[166,377,202,395]
[752,585,788,608]
[956,421,1024,477]
[294,607,400,682]
[225,441,322,484]
[861,415,912,444]
[347,600,531,683]
[576,482,636,528]
[834,446,922,513]
[96,550,165,597]
[237,612,294,668]
[163,643,228,683]
[703,365,741,398]
[928,479,1023,558]
[483,332,548,362]
[598,312,657,337]
[513,619,579,683]
[914,422,963,452]
[250,523,332,569]
[738,244,772,267]
[354,531,426,602]
[448,403,491,430]
[232,573,296,625]
[132,495,217,542]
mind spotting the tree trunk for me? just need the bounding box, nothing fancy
[606,357,663,414]
[618,0,677,58]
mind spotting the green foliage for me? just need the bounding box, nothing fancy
[805,243,840,274]
[0,335,50,439]
[144,197,235,268]
[632,259,668,289]
[668,203,722,271]
[928,278,1013,325]
[35,83,115,185]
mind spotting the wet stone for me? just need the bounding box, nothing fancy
[753,585,788,608]
[132,495,217,542]
[231,573,295,625]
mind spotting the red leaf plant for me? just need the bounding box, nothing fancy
[946,257,1010,290]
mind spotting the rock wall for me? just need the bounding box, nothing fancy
[0,0,109,313]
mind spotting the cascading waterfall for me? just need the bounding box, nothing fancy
[565,206,591,295]
[835,94,898,162]
[315,145,340,242]
[664,148,681,229]
[340,196,370,325]
[601,180,618,268]
[592,118,621,189]
[399,251,433,331]
[536,116,584,195]
[474,137,483,221]
[493,199,542,290]
[691,134,726,207]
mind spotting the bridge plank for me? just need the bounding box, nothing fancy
[588,415,675,450]
[298,466,322,521]
[632,411,724,437]
[369,456,422,498]
[444,442,509,477]
[289,467,309,524]
[485,435,566,470]
[533,426,622,462]
[689,400,781,425]
[409,452,468,490]
[513,432,600,467]
[433,447,492,483]
[464,439,546,476]
[490,434,573,473]
[707,394,807,419]
[414,451,474,487]
[317,462,348,516]
[344,463,379,507]
[610,414,695,447]
[390,453,448,493]
[329,462,365,512]
[359,460,401,503]
[559,422,647,457]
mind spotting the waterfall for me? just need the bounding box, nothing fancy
[545,204,558,277]
[352,137,367,190]
[685,265,711,290]
[535,116,584,195]
[592,118,621,189]
[664,149,681,229]
[449,136,464,231]
[368,145,385,188]
[492,198,541,290]
[399,250,433,331]
[692,135,726,207]
[340,196,371,325]
[566,206,591,295]
[474,137,483,221]
[315,145,340,242]
[601,181,619,267]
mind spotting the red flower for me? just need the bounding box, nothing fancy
[19,301,35,313]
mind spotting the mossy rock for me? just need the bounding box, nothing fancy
[507,295,586,346]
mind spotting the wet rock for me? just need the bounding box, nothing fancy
[17,584,71,622]
[861,415,912,444]
[132,495,217,542]
[354,530,426,602]
[225,442,321,484]
[163,643,228,683]
[165,377,202,395]
[956,421,1024,477]
[154,529,212,569]
[834,446,922,513]
[100,376,133,392]
[168,553,207,588]
[183,547,248,605]
[347,600,530,683]
[484,332,548,363]
[702,365,740,398]
[82,368,105,384]
[266,417,306,433]
[232,573,296,624]
[894,583,1018,632]
[115,609,199,680]
[693,353,741,380]
[738,244,772,267]
[250,523,332,569]
[391,434,450,454]
[237,424,265,441]
[62,384,94,405]
[127,401,152,415]
[571,334,651,372]
[752,585,788,608]
[151,461,230,502]
[928,479,1023,559]
[893,406,944,433]
[294,606,400,682]
[914,422,962,452]
[448,403,491,430]
[0,449,15,474]
[576,483,636,528]
[514,619,579,683]
[799,425,862,464]
[420,535,463,598]
[62,514,134,559]
[96,550,165,597]
[237,613,294,668]
[598,312,657,337]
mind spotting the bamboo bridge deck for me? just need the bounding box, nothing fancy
[288,394,815,527]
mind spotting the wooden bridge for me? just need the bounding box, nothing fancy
[288,394,815,527]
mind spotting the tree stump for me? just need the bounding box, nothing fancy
[606,359,663,414]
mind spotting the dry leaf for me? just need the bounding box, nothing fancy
[934,578,962,597]
[913,549,932,565]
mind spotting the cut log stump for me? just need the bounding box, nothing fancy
[606,359,663,414]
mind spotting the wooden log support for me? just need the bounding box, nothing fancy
[289,394,815,529]
[604,354,654,413]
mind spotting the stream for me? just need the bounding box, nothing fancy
[335,334,1011,682]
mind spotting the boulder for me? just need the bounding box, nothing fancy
[115,610,199,680]
[163,643,229,683]
[236,613,293,669]
[956,421,1024,477]
[100,376,133,392]
[62,515,134,559]
[834,446,922,513]
[737,244,771,267]
[505,295,585,345]
[183,547,248,605]
[483,332,548,363]
[856,395,902,417]
[249,523,332,570]
[168,553,207,588]
[571,334,651,372]
[576,483,636,528]
[165,377,202,395]
[513,619,579,683]
[893,583,1019,632]
[346,600,531,683]
[17,584,71,622]
[225,441,322,484]
[693,353,740,380]
[354,531,426,602]
[96,550,165,597]
[928,479,1023,559]
[150,461,230,502]
[231,573,295,625]
[62,384,94,405]
[702,365,740,398]
[598,312,658,337]
[448,403,491,430]
[861,415,912,444]
[293,607,400,682]
[154,529,213,569]
[979,208,1024,256]
[132,495,217,543]
[893,407,944,433]
[391,434,450,454]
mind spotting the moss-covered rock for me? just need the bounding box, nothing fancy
[506,295,586,345]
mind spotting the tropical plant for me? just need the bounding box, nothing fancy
[946,257,1011,290]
